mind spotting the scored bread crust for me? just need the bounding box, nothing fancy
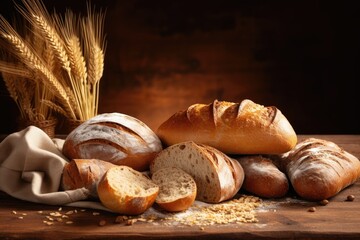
[280,138,360,201]
[62,113,163,171]
[151,167,197,212]
[97,166,159,215]
[149,141,244,203]
[236,155,289,198]
[61,159,116,198]
[156,99,297,154]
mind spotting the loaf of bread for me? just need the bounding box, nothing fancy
[151,167,197,212]
[236,155,289,198]
[156,99,297,155]
[97,165,159,215]
[61,159,116,198]
[280,138,360,201]
[62,113,163,172]
[150,141,244,203]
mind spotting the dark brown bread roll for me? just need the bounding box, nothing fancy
[280,138,360,201]
[62,113,163,172]
[236,155,289,198]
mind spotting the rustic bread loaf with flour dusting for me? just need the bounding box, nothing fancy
[156,99,297,155]
[151,167,197,212]
[150,141,244,203]
[280,138,360,201]
[62,113,163,171]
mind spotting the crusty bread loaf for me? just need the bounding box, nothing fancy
[97,166,159,215]
[149,141,244,203]
[280,138,360,201]
[236,155,289,198]
[61,159,116,198]
[151,167,197,212]
[156,99,297,154]
[62,113,163,172]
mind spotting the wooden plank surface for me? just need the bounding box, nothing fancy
[0,135,360,240]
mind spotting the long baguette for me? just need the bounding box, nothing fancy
[156,99,297,154]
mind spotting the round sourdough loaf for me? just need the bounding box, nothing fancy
[62,113,163,171]
[150,141,244,203]
[151,167,197,212]
[97,165,159,215]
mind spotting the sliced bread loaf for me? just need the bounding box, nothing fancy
[150,141,244,203]
[151,167,197,212]
[97,166,159,215]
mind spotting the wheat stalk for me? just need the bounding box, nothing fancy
[0,0,107,125]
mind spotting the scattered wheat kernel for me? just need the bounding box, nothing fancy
[93,212,100,216]
[66,221,74,224]
[126,219,137,225]
[12,211,17,214]
[18,216,24,219]
[21,213,27,216]
[308,207,316,212]
[98,220,106,226]
[50,212,62,217]
[66,211,74,215]
[319,199,329,206]
[80,209,86,212]
[346,195,355,201]
[62,215,69,219]
[58,207,62,211]
[38,211,43,214]
[74,210,78,213]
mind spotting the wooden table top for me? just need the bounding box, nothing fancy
[1,134,360,240]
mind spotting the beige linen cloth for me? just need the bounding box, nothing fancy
[0,126,110,211]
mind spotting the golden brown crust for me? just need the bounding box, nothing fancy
[281,138,360,201]
[236,155,289,198]
[156,99,297,154]
[61,159,116,198]
[62,113,163,172]
[97,166,159,215]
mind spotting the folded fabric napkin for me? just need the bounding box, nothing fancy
[0,126,110,211]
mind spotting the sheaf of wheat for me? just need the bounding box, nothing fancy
[0,0,106,124]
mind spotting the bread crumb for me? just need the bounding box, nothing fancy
[319,199,329,206]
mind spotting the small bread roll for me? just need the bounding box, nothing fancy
[151,167,197,212]
[236,155,289,198]
[97,166,159,215]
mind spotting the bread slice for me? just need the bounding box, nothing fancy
[150,141,244,203]
[151,167,197,212]
[97,166,159,215]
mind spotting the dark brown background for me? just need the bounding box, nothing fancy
[1,0,359,135]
